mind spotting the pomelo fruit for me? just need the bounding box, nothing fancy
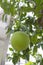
[25,61,33,65]
[10,31,30,51]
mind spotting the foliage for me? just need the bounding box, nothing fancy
[0,0,43,65]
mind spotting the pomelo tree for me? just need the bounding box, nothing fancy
[0,0,43,65]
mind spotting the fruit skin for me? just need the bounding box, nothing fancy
[10,31,30,51]
[25,61,33,65]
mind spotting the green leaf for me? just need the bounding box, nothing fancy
[40,58,43,65]
[22,48,29,60]
[10,4,16,16]
[37,43,43,49]
[8,56,12,61]
[36,54,42,63]
[9,48,14,51]
[30,30,42,44]
[1,2,10,14]
[20,6,33,13]
[33,46,37,55]
[34,0,41,5]
[12,53,19,65]
[40,44,43,49]
[30,34,37,44]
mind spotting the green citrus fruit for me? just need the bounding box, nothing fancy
[10,31,30,51]
[25,61,33,65]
